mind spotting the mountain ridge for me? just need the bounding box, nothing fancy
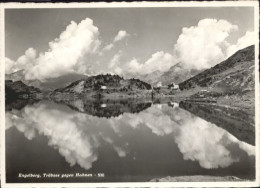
[5,70,88,91]
[179,45,255,93]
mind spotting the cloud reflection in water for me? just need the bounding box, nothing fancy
[6,101,254,170]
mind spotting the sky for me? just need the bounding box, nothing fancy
[5,7,255,81]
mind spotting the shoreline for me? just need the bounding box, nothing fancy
[150,175,249,182]
[45,88,255,114]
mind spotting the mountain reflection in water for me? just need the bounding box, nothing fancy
[54,98,153,118]
[179,101,255,145]
[5,99,255,182]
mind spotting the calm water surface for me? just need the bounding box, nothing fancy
[5,100,255,182]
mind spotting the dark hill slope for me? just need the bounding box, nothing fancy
[179,45,255,93]
[5,80,42,103]
[6,80,40,95]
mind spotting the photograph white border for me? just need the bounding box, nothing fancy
[0,1,259,187]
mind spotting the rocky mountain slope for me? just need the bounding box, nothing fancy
[179,45,255,93]
[132,70,164,86]
[132,63,203,86]
[157,63,203,86]
[5,70,87,90]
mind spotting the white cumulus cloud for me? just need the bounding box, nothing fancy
[227,31,255,56]
[109,53,122,69]
[114,30,129,42]
[122,19,254,75]
[24,18,100,81]
[174,19,238,70]
[5,57,16,74]
[5,18,255,80]
[126,51,176,75]
[103,43,114,52]
[5,18,101,81]
[99,30,129,56]
[5,48,37,74]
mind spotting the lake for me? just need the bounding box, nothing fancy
[5,99,255,182]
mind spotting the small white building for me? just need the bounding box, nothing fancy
[101,86,107,89]
[101,104,107,108]
[169,102,179,108]
[156,82,162,87]
[154,82,168,89]
[168,82,179,90]
[174,84,179,89]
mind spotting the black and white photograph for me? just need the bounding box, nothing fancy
[1,1,259,187]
